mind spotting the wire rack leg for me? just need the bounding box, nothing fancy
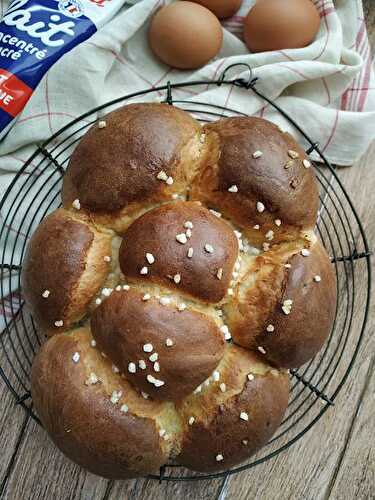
[164,82,173,106]
[158,465,166,484]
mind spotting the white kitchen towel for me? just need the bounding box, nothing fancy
[0,0,374,186]
[0,0,374,323]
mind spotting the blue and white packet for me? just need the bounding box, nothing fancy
[0,0,127,138]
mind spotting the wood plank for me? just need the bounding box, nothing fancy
[105,473,226,500]
[0,377,29,495]
[363,0,375,47]
[2,417,109,500]
[326,358,375,500]
[0,313,34,495]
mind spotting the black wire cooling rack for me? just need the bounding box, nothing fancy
[0,64,371,482]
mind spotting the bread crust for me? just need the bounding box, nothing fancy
[22,209,112,335]
[119,201,238,303]
[177,346,290,471]
[22,104,337,478]
[31,327,174,479]
[91,288,225,401]
[225,240,336,368]
[62,103,205,231]
[191,117,319,244]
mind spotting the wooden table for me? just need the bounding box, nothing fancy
[1,7,374,500]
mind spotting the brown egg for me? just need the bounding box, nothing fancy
[149,1,223,70]
[189,0,242,19]
[244,0,320,53]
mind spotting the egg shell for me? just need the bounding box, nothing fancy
[244,0,320,53]
[189,0,242,19]
[149,1,223,70]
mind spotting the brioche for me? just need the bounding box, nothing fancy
[24,103,337,478]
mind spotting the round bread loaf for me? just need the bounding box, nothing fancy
[31,327,176,479]
[62,103,207,233]
[22,209,112,335]
[119,201,238,303]
[23,103,337,479]
[31,327,289,478]
[191,116,319,245]
[90,288,225,401]
[224,237,337,368]
[177,345,289,472]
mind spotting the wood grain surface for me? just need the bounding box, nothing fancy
[1,4,374,500]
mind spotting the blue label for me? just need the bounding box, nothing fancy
[0,107,14,129]
[0,0,127,137]
[0,0,97,89]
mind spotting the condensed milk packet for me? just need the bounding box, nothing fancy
[0,0,127,138]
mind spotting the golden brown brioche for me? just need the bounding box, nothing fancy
[31,327,289,478]
[62,103,206,232]
[21,209,112,335]
[91,288,225,401]
[225,239,336,368]
[119,201,238,303]
[23,103,338,479]
[177,346,289,471]
[31,327,179,479]
[191,117,319,245]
